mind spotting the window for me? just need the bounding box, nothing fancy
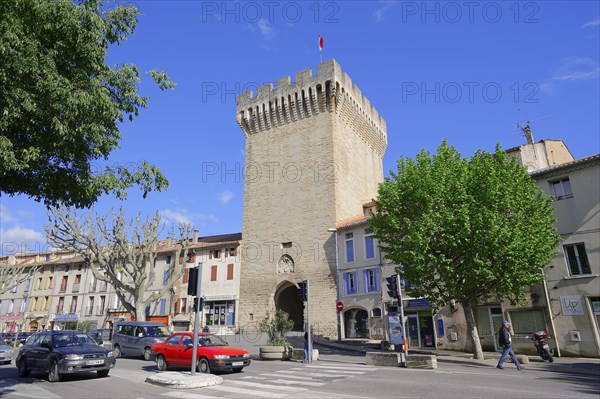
[88,297,94,316]
[509,309,546,334]
[24,278,31,292]
[20,298,28,312]
[8,299,14,313]
[47,276,53,290]
[163,270,170,285]
[211,265,218,281]
[210,249,220,259]
[99,296,105,315]
[69,296,78,313]
[228,247,237,257]
[564,243,591,275]
[159,298,167,315]
[37,277,43,290]
[0,300,2,313]
[57,297,64,313]
[166,335,181,346]
[60,276,68,292]
[165,255,172,265]
[345,233,355,263]
[550,178,573,200]
[227,264,234,280]
[10,280,17,293]
[363,268,379,292]
[364,231,375,259]
[343,271,358,295]
[44,296,49,311]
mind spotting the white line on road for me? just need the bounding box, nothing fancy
[299,368,365,374]
[276,369,350,378]
[267,378,328,387]
[303,364,378,371]
[206,384,288,398]
[228,379,306,391]
[160,391,221,399]
[259,372,328,381]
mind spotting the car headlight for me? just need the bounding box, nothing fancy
[213,355,230,359]
[242,353,250,358]
[64,354,83,360]
[107,351,114,358]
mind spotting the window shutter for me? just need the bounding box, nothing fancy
[363,269,368,293]
[211,265,217,281]
[183,268,189,283]
[374,267,380,291]
[227,264,234,280]
[209,251,213,259]
[343,273,349,294]
[234,246,238,256]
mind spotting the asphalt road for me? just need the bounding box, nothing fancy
[0,353,598,398]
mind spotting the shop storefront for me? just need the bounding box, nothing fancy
[203,296,236,327]
[403,299,436,349]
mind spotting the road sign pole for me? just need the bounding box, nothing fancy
[397,273,408,367]
[307,279,312,363]
[191,262,202,375]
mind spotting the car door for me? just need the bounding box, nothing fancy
[33,333,52,371]
[178,335,195,369]
[163,335,183,366]
[22,333,41,370]
[120,325,135,355]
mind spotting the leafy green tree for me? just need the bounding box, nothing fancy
[370,141,560,359]
[0,0,173,207]
[260,310,294,346]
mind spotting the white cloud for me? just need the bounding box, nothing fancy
[160,209,194,225]
[256,18,276,39]
[0,204,14,222]
[541,57,600,93]
[217,191,234,204]
[373,1,396,22]
[581,16,600,28]
[159,209,219,226]
[1,226,46,254]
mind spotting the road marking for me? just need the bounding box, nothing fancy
[207,384,287,398]
[304,364,378,371]
[160,392,221,399]
[228,379,305,391]
[299,368,365,374]
[267,378,327,387]
[276,370,350,378]
[258,372,327,381]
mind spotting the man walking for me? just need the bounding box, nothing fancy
[497,320,522,370]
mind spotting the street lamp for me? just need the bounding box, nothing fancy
[327,227,342,342]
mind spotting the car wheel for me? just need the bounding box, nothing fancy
[197,358,210,374]
[156,355,168,371]
[113,345,121,358]
[48,361,61,383]
[97,370,110,378]
[143,347,152,361]
[17,359,30,377]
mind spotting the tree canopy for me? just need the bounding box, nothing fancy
[369,140,561,358]
[0,0,173,207]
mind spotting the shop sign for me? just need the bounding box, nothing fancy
[592,300,600,314]
[560,296,584,316]
[204,295,236,301]
[406,299,431,307]
[53,313,79,322]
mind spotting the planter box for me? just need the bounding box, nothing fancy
[292,348,319,361]
[259,346,292,360]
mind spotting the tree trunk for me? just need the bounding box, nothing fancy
[462,301,484,360]
[135,305,146,322]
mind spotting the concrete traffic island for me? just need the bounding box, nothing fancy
[145,372,223,389]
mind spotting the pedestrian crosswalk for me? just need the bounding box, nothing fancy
[160,362,378,399]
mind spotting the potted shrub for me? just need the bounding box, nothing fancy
[259,310,294,360]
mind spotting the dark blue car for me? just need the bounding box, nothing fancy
[16,330,116,382]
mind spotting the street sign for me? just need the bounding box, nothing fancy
[336,301,344,312]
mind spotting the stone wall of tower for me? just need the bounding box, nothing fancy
[236,60,387,336]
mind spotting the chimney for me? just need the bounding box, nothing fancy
[193,230,199,244]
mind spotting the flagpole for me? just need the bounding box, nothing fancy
[319,35,323,63]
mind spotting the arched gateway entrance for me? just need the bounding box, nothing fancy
[275,282,304,331]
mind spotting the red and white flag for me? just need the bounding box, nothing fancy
[319,35,324,51]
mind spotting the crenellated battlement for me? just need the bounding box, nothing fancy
[236,59,387,157]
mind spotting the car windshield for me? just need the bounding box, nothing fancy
[146,326,170,337]
[198,334,228,346]
[52,333,98,348]
[0,338,6,346]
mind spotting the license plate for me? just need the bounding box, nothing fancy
[542,344,549,350]
[86,359,104,365]
[231,361,244,366]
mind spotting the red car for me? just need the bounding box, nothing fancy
[151,332,250,373]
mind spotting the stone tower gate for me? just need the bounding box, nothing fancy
[236,59,387,337]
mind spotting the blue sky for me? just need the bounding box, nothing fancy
[1,1,599,255]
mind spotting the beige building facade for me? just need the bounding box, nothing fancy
[236,60,387,335]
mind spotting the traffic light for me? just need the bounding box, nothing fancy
[191,297,204,312]
[187,266,199,296]
[386,275,399,298]
[297,280,307,302]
